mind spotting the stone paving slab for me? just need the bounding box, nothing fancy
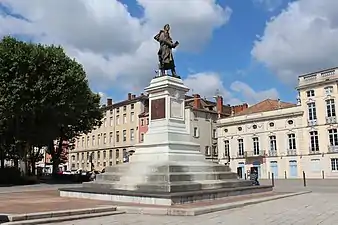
[45,192,338,225]
[0,190,115,214]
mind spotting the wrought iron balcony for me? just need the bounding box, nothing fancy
[268,150,278,157]
[328,145,338,153]
[237,152,245,158]
[309,147,320,154]
[307,119,317,127]
[244,150,266,158]
[326,116,337,124]
[287,149,297,156]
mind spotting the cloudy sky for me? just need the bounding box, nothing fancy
[1,0,338,105]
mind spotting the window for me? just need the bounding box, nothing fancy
[110,109,113,115]
[81,137,84,147]
[116,149,120,159]
[86,136,90,147]
[224,140,230,157]
[193,127,199,137]
[76,153,79,160]
[253,137,260,155]
[98,134,101,145]
[205,146,210,156]
[109,132,113,143]
[131,104,134,110]
[269,136,277,151]
[253,125,257,129]
[116,108,120,113]
[123,105,127,111]
[329,129,338,146]
[103,150,107,159]
[140,133,144,142]
[109,150,112,159]
[87,152,89,160]
[224,128,228,133]
[288,120,294,125]
[308,102,317,121]
[103,133,107,144]
[92,135,95,146]
[123,130,127,142]
[212,145,218,156]
[116,131,120,142]
[311,159,320,172]
[325,86,333,95]
[310,131,319,152]
[269,122,274,127]
[110,117,113,126]
[306,90,315,97]
[141,119,144,126]
[288,133,296,150]
[130,129,135,141]
[97,151,100,159]
[103,118,107,127]
[331,158,338,171]
[116,115,120,125]
[123,114,127,124]
[130,112,135,122]
[81,152,84,160]
[103,162,106,167]
[238,127,242,131]
[71,155,75,161]
[238,139,244,156]
[326,99,336,118]
[212,129,216,138]
[146,118,149,125]
[109,161,113,166]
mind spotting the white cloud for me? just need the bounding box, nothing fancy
[183,72,279,105]
[252,0,338,84]
[98,92,113,106]
[253,0,283,11]
[0,0,231,92]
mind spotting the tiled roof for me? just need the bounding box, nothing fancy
[235,99,296,116]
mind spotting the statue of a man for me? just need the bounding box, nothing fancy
[154,24,180,78]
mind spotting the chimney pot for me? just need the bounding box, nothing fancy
[128,93,132,100]
[107,98,113,106]
[216,95,223,115]
[132,94,136,99]
[193,94,201,109]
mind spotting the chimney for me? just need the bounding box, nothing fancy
[107,98,113,106]
[132,94,136,99]
[216,95,223,115]
[127,93,132,100]
[277,99,281,108]
[140,92,144,96]
[193,94,201,109]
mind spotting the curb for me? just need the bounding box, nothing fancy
[117,191,311,216]
[3,206,118,223]
[2,211,125,225]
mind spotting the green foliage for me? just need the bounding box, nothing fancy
[0,36,103,173]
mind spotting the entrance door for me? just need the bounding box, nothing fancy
[270,161,278,178]
[237,167,243,178]
[289,160,298,178]
[253,161,261,178]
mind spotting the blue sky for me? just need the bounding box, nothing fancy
[0,0,336,105]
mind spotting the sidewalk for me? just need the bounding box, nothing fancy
[0,190,114,214]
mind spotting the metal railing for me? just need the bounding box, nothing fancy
[307,119,317,126]
[328,145,338,153]
[326,116,337,124]
[268,150,277,157]
[287,149,297,156]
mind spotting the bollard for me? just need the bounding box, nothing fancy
[284,171,287,179]
[271,173,275,187]
[245,173,247,180]
[322,170,325,179]
[303,171,306,187]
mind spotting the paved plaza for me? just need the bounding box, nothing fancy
[47,192,338,225]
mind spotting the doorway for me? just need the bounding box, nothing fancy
[270,161,278,178]
[237,167,243,178]
[289,160,298,178]
[252,161,261,178]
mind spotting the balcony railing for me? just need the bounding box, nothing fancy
[237,152,245,158]
[268,150,277,157]
[326,116,337,124]
[307,119,317,126]
[328,145,338,153]
[287,149,297,156]
[309,147,320,154]
[245,150,266,158]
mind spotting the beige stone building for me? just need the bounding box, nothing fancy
[69,93,147,171]
[217,67,338,179]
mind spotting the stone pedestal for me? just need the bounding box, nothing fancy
[60,76,272,205]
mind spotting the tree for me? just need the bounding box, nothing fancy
[0,36,103,175]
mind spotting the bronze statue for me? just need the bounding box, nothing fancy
[154,24,180,78]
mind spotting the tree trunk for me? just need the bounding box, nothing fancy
[0,147,4,169]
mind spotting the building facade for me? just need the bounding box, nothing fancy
[217,67,338,179]
[69,93,147,171]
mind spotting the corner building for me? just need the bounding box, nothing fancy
[217,67,338,179]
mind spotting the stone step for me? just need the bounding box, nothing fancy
[105,163,231,174]
[83,179,253,193]
[96,171,238,183]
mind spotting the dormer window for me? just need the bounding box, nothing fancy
[325,86,333,96]
[306,90,315,97]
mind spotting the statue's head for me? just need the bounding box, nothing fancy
[164,24,170,32]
